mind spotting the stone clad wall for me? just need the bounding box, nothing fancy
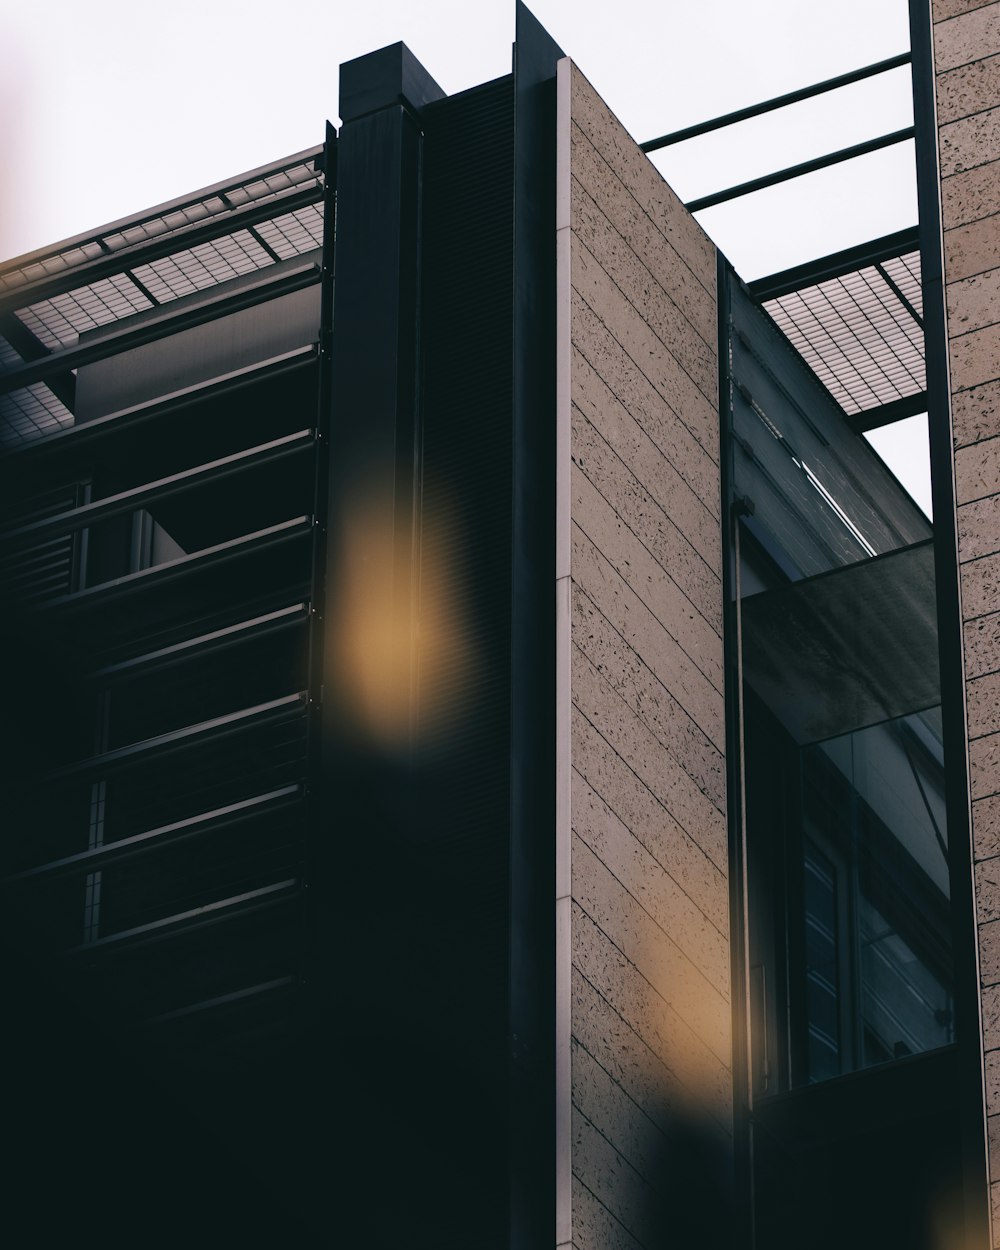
[557,59,731,1250]
[933,0,1000,1241]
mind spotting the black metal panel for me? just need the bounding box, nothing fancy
[74,283,321,419]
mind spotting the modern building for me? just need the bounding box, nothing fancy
[1,1,998,1246]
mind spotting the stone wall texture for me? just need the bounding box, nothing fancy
[934,0,1000,1241]
[560,60,731,1250]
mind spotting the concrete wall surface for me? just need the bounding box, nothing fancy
[934,0,1000,1241]
[556,57,732,1250]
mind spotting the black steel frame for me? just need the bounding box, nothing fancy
[642,52,911,153]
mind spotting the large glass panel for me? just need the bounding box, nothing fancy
[730,278,953,1095]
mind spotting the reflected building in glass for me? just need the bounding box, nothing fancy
[1,2,998,1248]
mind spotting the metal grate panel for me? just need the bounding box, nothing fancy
[763,250,925,415]
[0,383,74,446]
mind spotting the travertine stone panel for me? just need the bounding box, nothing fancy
[941,55,1000,130]
[951,321,1000,390]
[944,159,1000,230]
[968,670,1000,737]
[948,214,1000,282]
[949,268,1000,338]
[570,124,717,347]
[572,299,720,505]
[959,494,1000,560]
[935,0,994,21]
[572,708,728,931]
[956,433,1000,501]
[565,59,730,1250]
[976,794,1000,860]
[572,532,724,747]
[954,378,1000,447]
[935,7,1000,1237]
[965,607,1000,678]
[935,5,1000,74]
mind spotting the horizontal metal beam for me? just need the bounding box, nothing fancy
[0,181,323,317]
[1,430,315,548]
[92,603,309,681]
[146,976,299,1025]
[0,145,323,278]
[0,345,317,462]
[641,52,911,152]
[685,127,915,213]
[749,226,920,299]
[0,259,320,396]
[5,785,303,881]
[847,390,928,433]
[48,691,307,780]
[69,878,299,952]
[44,515,312,615]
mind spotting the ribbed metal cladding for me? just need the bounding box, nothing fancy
[416,74,515,1245]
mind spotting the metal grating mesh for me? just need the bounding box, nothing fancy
[0,154,322,300]
[0,383,74,446]
[19,273,154,349]
[0,335,22,369]
[9,206,324,355]
[763,250,925,415]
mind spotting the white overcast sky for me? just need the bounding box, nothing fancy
[3,0,914,277]
[1,0,930,510]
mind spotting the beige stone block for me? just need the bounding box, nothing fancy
[571,901,733,1118]
[954,377,1000,446]
[570,121,717,348]
[943,161,1000,229]
[935,0,994,20]
[985,982,1000,1050]
[572,1040,668,1194]
[572,1106,665,1248]
[572,1173,644,1250]
[572,969,686,1143]
[980,920,1000,985]
[971,729,1000,798]
[949,268,1000,340]
[573,236,719,461]
[572,294,721,506]
[575,176,715,405]
[571,529,724,749]
[962,548,1000,616]
[959,493,1000,560]
[935,4,1000,73]
[979,855,1000,922]
[572,645,729,871]
[572,347,721,561]
[570,64,716,294]
[946,214,1000,283]
[975,793,1000,860]
[957,434,1000,505]
[572,773,729,991]
[991,1115,1000,1189]
[571,467,724,690]
[965,608,1000,677]
[571,706,728,932]
[986,1038,1000,1107]
[572,586,725,809]
[971,671,1000,740]
[572,835,731,1060]
[572,409,722,630]
[572,175,718,404]
[938,55,1000,128]
[952,320,1000,390]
